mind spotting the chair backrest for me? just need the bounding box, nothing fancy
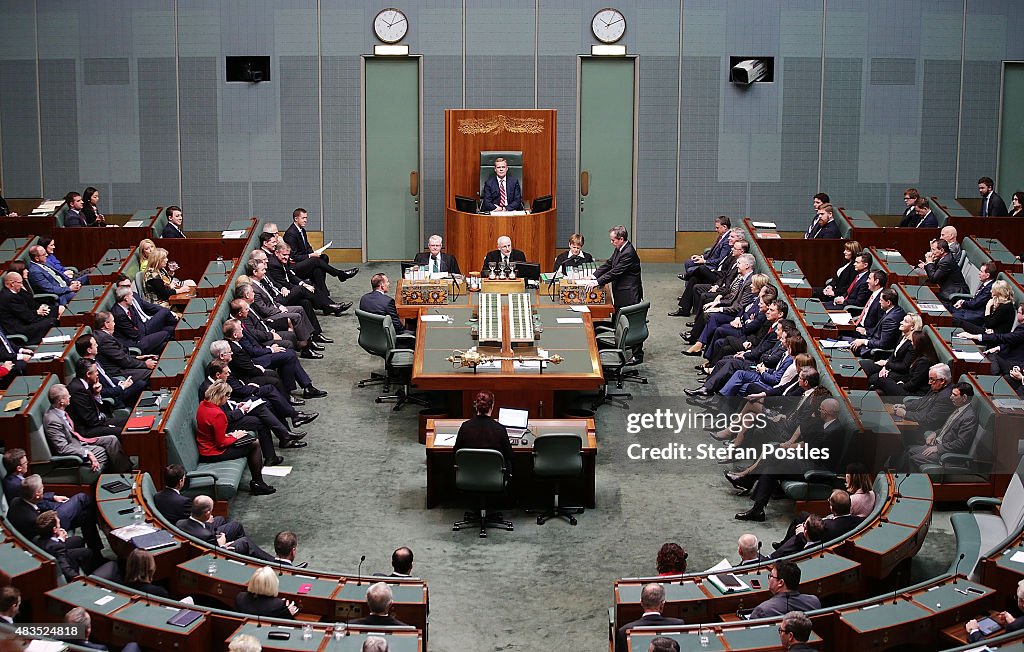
[961,260,981,295]
[999,473,1024,534]
[54,203,68,227]
[355,308,393,359]
[532,433,583,477]
[480,151,524,199]
[617,301,650,349]
[612,315,630,350]
[134,270,146,297]
[454,448,506,493]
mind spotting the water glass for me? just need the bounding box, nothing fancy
[207,560,217,575]
[699,634,709,647]
[302,624,313,640]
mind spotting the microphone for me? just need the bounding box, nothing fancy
[257,613,262,629]
[953,552,966,583]
[357,555,366,585]
[895,473,908,503]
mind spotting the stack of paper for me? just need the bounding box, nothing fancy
[918,303,946,312]
[221,229,247,239]
[110,523,157,542]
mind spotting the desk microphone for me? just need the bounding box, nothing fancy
[357,555,366,585]
[953,553,966,584]
[257,613,262,629]
[895,473,908,503]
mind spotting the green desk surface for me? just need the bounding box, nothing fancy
[183,298,218,314]
[113,600,206,633]
[175,313,209,330]
[972,374,1020,397]
[95,474,138,502]
[841,599,930,632]
[628,632,723,652]
[994,546,1024,573]
[153,358,187,378]
[828,351,866,380]
[0,541,43,577]
[885,497,932,528]
[893,474,933,501]
[33,343,66,356]
[2,375,45,397]
[912,580,992,612]
[793,553,859,581]
[161,341,197,359]
[226,220,254,230]
[618,581,707,604]
[181,555,339,598]
[336,582,423,604]
[323,632,420,652]
[722,624,823,650]
[979,240,1016,263]
[97,497,141,529]
[934,197,973,217]
[850,521,915,554]
[230,623,323,650]
[93,260,126,274]
[131,390,171,415]
[902,284,942,302]
[48,580,130,615]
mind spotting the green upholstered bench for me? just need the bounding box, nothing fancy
[950,456,1024,580]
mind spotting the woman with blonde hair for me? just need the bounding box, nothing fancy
[137,239,156,272]
[144,248,195,307]
[235,566,299,618]
[862,313,922,384]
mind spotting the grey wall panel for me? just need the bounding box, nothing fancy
[919,59,960,203]
[38,59,80,199]
[0,60,41,196]
[320,56,361,247]
[957,60,1002,194]
[635,56,678,247]
[422,54,463,242]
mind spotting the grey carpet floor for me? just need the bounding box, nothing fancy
[228,261,956,652]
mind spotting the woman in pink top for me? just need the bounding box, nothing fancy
[845,464,875,518]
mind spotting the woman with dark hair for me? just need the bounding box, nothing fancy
[874,330,936,398]
[845,463,876,518]
[124,549,170,598]
[817,240,862,302]
[1011,191,1024,217]
[552,233,594,275]
[37,237,89,284]
[656,542,688,576]
[81,187,105,226]
[453,390,514,466]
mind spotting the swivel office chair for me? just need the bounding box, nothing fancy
[532,433,584,526]
[596,300,650,386]
[593,315,631,410]
[452,448,513,538]
[355,308,428,411]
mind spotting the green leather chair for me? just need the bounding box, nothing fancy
[355,308,426,411]
[596,300,650,385]
[452,448,513,538]
[532,433,584,526]
[593,315,631,410]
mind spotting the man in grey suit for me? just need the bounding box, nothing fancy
[749,561,821,619]
[909,382,979,468]
[43,383,131,473]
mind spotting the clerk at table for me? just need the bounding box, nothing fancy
[481,235,526,276]
[480,157,522,211]
[553,233,594,275]
[413,234,461,275]
[454,391,514,467]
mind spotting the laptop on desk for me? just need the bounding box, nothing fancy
[498,407,530,438]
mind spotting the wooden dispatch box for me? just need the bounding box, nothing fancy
[400,280,449,305]
[558,280,608,305]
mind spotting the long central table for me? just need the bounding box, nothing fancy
[411,303,603,418]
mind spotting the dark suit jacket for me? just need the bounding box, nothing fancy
[161,223,185,238]
[865,306,906,351]
[883,338,915,376]
[983,191,1009,217]
[7,498,41,540]
[266,255,303,289]
[235,591,292,619]
[0,287,54,342]
[981,327,1024,364]
[153,488,191,524]
[67,378,119,435]
[615,614,684,652]
[227,340,269,381]
[359,290,406,334]
[454,415,514,467]
[826,261,857,293]
[935,405,979,457]
[481,248,527,275]
[905,385,956,432]
[81,205,103,226]
[594,241,644,307]
[839,272,871,307]
[823,513,864,540]
[915,211,938,227]
[704,232,732,268]
[350,614,408,627]
[94,330,149,378]
[899,206,919,227]
[924,253,969,299]
[284,223,315,260]
[983,302,1016,333]
[954,280,993,324]
[552,250,594,275]
[413,251,461,275]
[175,517,219,545]
[112,303,145,346]
[481,175,522,211]
[859,291,883,331]
[64,208,85,227]
[812,220,841,239]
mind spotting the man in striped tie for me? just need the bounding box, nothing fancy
[481,158,522,212]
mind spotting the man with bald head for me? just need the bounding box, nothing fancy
[737,533,769,566]
[615,583,684,652]
[27,245,80,305]
[481,235,526,276]
[0,271,58,344]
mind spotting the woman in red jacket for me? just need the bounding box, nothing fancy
[196,380,275,495]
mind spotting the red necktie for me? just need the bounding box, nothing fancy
[846,274,861,296]
[64,412,97,444]
[499,179,507,207]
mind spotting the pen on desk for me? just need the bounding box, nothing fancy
[953,588,968,595]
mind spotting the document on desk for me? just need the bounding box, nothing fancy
[756,232,781,239]
[819,339,852,349]
[953,350,985,362]
[41,334,71,344]
[751,221,777,229]
[421,315,449,322]
[221,229,248,239]
[704,558,732,573]
[879,249,902,258]
[111,523,157,542]
[918,303,947,312]
[434,432,458,447]
[30,351,60,361]
[557,317,584,324]
[828,312,853,325]
[1009,550,1024,564]
[569,305,591,313]
[489,210,527,216]
[780,277,805,287]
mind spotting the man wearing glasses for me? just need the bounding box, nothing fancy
[777,611,815,650]
[892,363,956,441]
[749,562,820,619]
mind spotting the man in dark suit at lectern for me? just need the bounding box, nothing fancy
[413,235,461,275]
[480,158,522,212]
[589,225,644,364]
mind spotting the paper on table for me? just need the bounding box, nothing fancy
[757,232,781,239]
[261,466,292,478]
[41,334,71,344]
[953,351,985,362]
[514,360,545,369]
[918,303,947,312]
[751,221,777,229]
[110,523,157,542]
[26,641,66,652]
[879,249,902,258]
[434,433,458,447]
[314,240,333,255]
[421,315,448,322]
[557,317,584,324]
[123,220,145,227]
[780,277,805,286]
[4,399,23,412]
[220,229,247,239]
[705,558,733,573]
[1010,550,1024,564]
[30,351,60,361]
[569,305,591,313]
[828,312,853,325]
[820,339,852,349]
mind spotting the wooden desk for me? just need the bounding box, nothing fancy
[424,417,597,509]
[411,304,602,418]
[26,325,86,381]
[897,283,952,327]
[229,623,424,652]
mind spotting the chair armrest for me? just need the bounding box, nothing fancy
[845,305,864,316]
[34,292,59,302]
[7,334,27,346]
[967,496,1002,512]
[46,454,89,469]
[946,293,972,302]
[185,471,224,499]
[803,469,839,484]
[386,348,415,367]
[595,325,614,334]
[938,452,973,470]
[396,333,416,346]
[869,348,894,360]
[128,347,142,356]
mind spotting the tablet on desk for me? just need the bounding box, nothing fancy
[498,407,529,437]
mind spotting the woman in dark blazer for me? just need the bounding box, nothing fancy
[874,330,936,398]
[453,390,514,467]
[1011,191,1024,217]
[235,566,299,619]
[124,549,170,598]
[816,240,862,302]
[552,233,594,275]
[81,186,105,226]
[960,279,1015,335]
[863,314,920,383]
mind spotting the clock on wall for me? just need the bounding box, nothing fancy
[591,8,626,44]
[373,8,408,44]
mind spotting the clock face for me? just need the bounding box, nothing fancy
[591,8,625,43]
[373,8,408,44]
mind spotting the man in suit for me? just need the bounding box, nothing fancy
[154,464,245,540]
[27,245,80,305]
[683,252,753,354]
[113,274,177,339]
[909,382,979,468]
[62,191,85,227]
[0,587,20,625]
[224,319,327,398]
[898,188,921,227]
[390,546,414,577]
[920,239,969,301]
[809,204,842,239]
[671,230,745,317]
[92,312,156,386]
[239,264,318,347]
[480,157,522,212]
[718,328,798,397]
[614,583,684,652]
[771,490,863,558]
[966,582,1024,643]
[952,262,995,327]
[2,456,103,551]
[35,510,117,581]
[704,292,783,366]
[175,495,274,561]
[685,313,791,398]
[413,234,461,275]
[67,359,129,438]
[749,562,821,619]
[825,252,871,309]
[849,289,904,357]
[591,225,644,363]
[273,531,308,569]
[359,273,411,336]
[0,323,31,389]
[778,611,816,651]
[211,333,316,424]
[893,363,957,441]
[736,534,770,566]
[979,176,1009,217]
[210,338,289,399]
[681,215,731,281]
[702,284,774,359]
[230,297,295,350]
[248,253,328,354]
[285,207,359,286]
[803,193,830,238]
[940,225,962,260]
[481,235,527,276]
[0,271,58,344]
[852,270,887,333]
[351,582,410,627]
[161,205,186,238]
[64,607,143,652]
[911,197,938,227]
[112,286,169,355]
[43,383,131,473]
[268,242,348,315]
